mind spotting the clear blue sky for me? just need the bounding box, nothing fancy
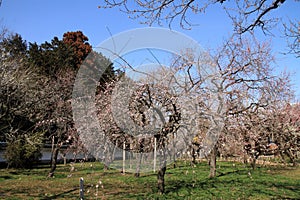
[0,0,299,99]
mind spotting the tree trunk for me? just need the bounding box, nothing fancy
[243,153,248,164]
[172,134,177,168]
[48,146,60,177]
[192,147,197,165]
[285,150,296,166]
[134,153,142,177]
[251,156,257,170]
[104,145,113,171]
[157,147,167,194]
[157,165,166,194]
[209,146,217,178]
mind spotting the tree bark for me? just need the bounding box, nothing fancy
[251,156,257,170]
[286,150,296,166]
[157,165,166,194]
[157,146,167,194]
[104,145,114,171]
[209,146,217,178]
[134,153,142,177]
[48,134,63,178]
[48,145,60,177]
[192,146,197,165]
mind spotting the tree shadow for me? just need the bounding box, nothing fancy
[216,168,248,177]
[40,188,78,200]
[164,167,299,199]
[165,178,217,197]
[0,175,12,180]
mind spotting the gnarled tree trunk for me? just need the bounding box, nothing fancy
[157,147,167,194]
[48,135,62,178]
[48,145,60,177]
[157,165,166,194]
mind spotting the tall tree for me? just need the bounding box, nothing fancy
[28,37,75,77]
[27,31,93,176]
[213,36,284,175]
[92,73,181,193]
[0,31,44,168]
[63,31,92,68]
[168,33,289,177]
[0,33,27,60]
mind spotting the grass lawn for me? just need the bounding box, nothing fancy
[0,161,299,199]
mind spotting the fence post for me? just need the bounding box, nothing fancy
[80,177,84,200]
[123,141,126,174]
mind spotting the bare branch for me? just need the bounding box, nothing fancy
[240,0,286,33]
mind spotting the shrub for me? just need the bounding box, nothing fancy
[4,131,43,168]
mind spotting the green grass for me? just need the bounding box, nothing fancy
[0,161,299,199]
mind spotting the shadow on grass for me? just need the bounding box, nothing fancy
[40,188,78,200]
[163,167,299,199]
[216,168,248,177]
[0,175,12,180]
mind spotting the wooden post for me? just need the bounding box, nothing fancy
[123,142,126,174]
[79,177,84,200]
[153,137,157,172]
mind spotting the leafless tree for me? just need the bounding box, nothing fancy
[93,71,182,193]
[171,33,291,176]
[216,65,298,169]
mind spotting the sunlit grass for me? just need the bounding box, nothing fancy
[0,161,299,199]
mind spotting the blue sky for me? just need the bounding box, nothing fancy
[0,0,299,99]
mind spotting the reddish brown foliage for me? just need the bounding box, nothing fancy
[63,31,92,68]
